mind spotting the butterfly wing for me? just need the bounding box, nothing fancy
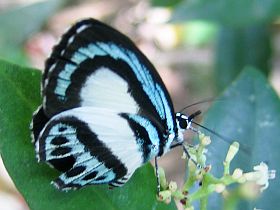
[32,18,179,190]
[35,107,163,190]
[42,19,177,148]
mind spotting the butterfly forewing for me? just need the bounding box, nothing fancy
[43,19,177,137]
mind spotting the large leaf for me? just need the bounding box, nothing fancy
[0,59,176,210]
[214,25,271,91]
[171,0,280,27]
[202,67,280,209]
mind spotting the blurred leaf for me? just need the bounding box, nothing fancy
[0,0,64,63]
[202,67,280,209]
[0,48,30,66]
[151,0,183,7]
[171,0,280,27]
[0,59,176,210]
[0,0,63,46]
[181,21,218,47]
[214,25,271,91]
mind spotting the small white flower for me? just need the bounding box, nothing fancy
[244,162,276,192]
[253,162,276,192]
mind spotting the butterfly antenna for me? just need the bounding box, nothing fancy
[179,97,222,113]
[191,121,251,154]
[188,110,202,121]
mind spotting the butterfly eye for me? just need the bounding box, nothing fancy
[176,113,189,129]
[179,118,188,129]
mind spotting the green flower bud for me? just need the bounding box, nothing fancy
[158,167,168,189]
[201,135,211,146]
[225,142,239,163]
[169,181,177,192]
[158,190,171,201]
[232,168,243,180]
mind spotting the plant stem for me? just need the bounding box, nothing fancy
[223,189,240,210]
[200,197,208,210]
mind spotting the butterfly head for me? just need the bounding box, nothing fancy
[175,110,202,141]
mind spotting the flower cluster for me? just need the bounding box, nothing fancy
[157,134,276,210]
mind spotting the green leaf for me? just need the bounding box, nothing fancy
[214,25,271,91]
[202,67,280,209]
[0,59,176,210]
[181,21,218,47]
[150,0,183,7]
[171,0,280,27]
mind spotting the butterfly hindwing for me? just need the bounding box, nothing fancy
[35,107,163,190]
[109,173,133,188]
[42,19,177,143]
[30,105,49,145]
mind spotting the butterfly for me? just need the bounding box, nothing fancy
[30,18,199,192]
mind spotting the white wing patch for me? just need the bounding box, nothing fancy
[80,68,139,114]
[52,107,143,176]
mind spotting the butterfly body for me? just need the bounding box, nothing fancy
[31,18,191,191]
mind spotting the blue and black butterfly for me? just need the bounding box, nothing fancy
[30,18,200,192]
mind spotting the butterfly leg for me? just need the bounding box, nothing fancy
[154,157,160,195]
[170,142,193,160]
[170,142,201,169]
[181,144,202,169]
